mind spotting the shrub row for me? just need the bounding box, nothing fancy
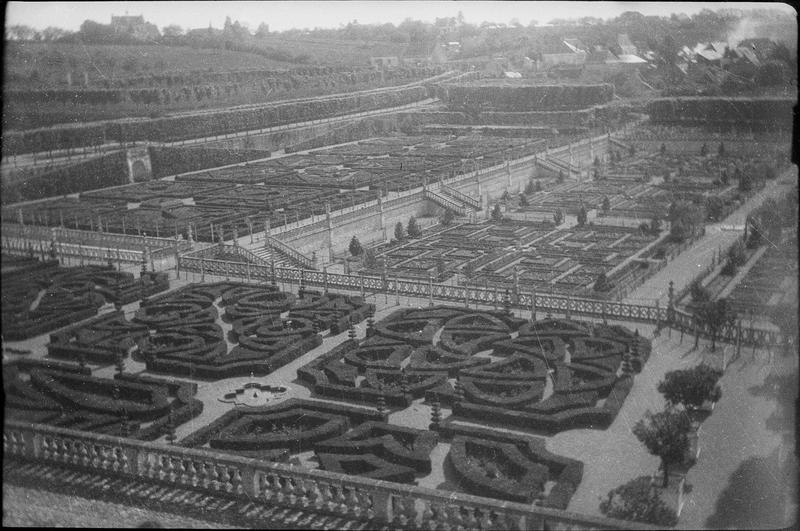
[317,453,416,483]
[179,398,385,448]
[149,146,272,179]
[443,83,614,112]
[448,436,550,504]
[452,375,634,434]
[314,421,438,474]
[647,97,794,130]
[1,151,128,205]
[438,424,582,510]
[48,311,149,364]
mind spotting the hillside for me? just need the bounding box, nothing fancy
[3,42,298,89]
[251,35,413,65]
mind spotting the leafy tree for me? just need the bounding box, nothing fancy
[162,25,184,38]
[594,272,611,292]
[463,261,475,279]
[649,217,662,235]
[695,298,734,352]
[658,364,723,410]
[601,196,611,213]
[524,180,535,194]
[394,221,405,241]
[442,208,455,226]
[436,257,446,281]
[600,476,678,527]
[164,412,177,445]
[577,205,588,227]
[738,171,753,192]
[705,196,725,222]
[6,24,38,41]
[669,201,704,242]
[115,353,125,376]
[690,280,710,304]
[491,203,503,222]
[363,248,377,268]
[407,216,422,238]
[769,302,799,356]
[349,235,363,257]
[633,408,693,487]
[727,240,746,268]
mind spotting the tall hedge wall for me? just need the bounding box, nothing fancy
[646,97,795,130]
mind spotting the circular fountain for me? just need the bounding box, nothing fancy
[219,374,290,407]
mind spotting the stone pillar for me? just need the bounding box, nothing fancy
[378,195,386,241]
[325,202,334,262]
[512,266,519,303]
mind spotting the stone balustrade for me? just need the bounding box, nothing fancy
[2,223,186,251]
[3,420,652,530]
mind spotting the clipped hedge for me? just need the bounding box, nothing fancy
[443,83,614,112]
[315,421,438,474]
[647,97,794,130]
[1,151,129,205]
[439,424,583,509]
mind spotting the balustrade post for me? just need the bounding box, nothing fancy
[124,445,140,476]
[240,466,258,498]
[371,490,394,523]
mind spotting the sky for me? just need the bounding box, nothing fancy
[6,1,796,33]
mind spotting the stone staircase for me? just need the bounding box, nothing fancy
[422,189,468,216]
[440,185,481,210]
[3,458,384,530]
[610,137,632,154]
[250,246,298,269]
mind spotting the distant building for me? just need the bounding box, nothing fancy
[370,56,400,68]
[537,38,587,67]
[110,14,160,41]
[444,41,462,56]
